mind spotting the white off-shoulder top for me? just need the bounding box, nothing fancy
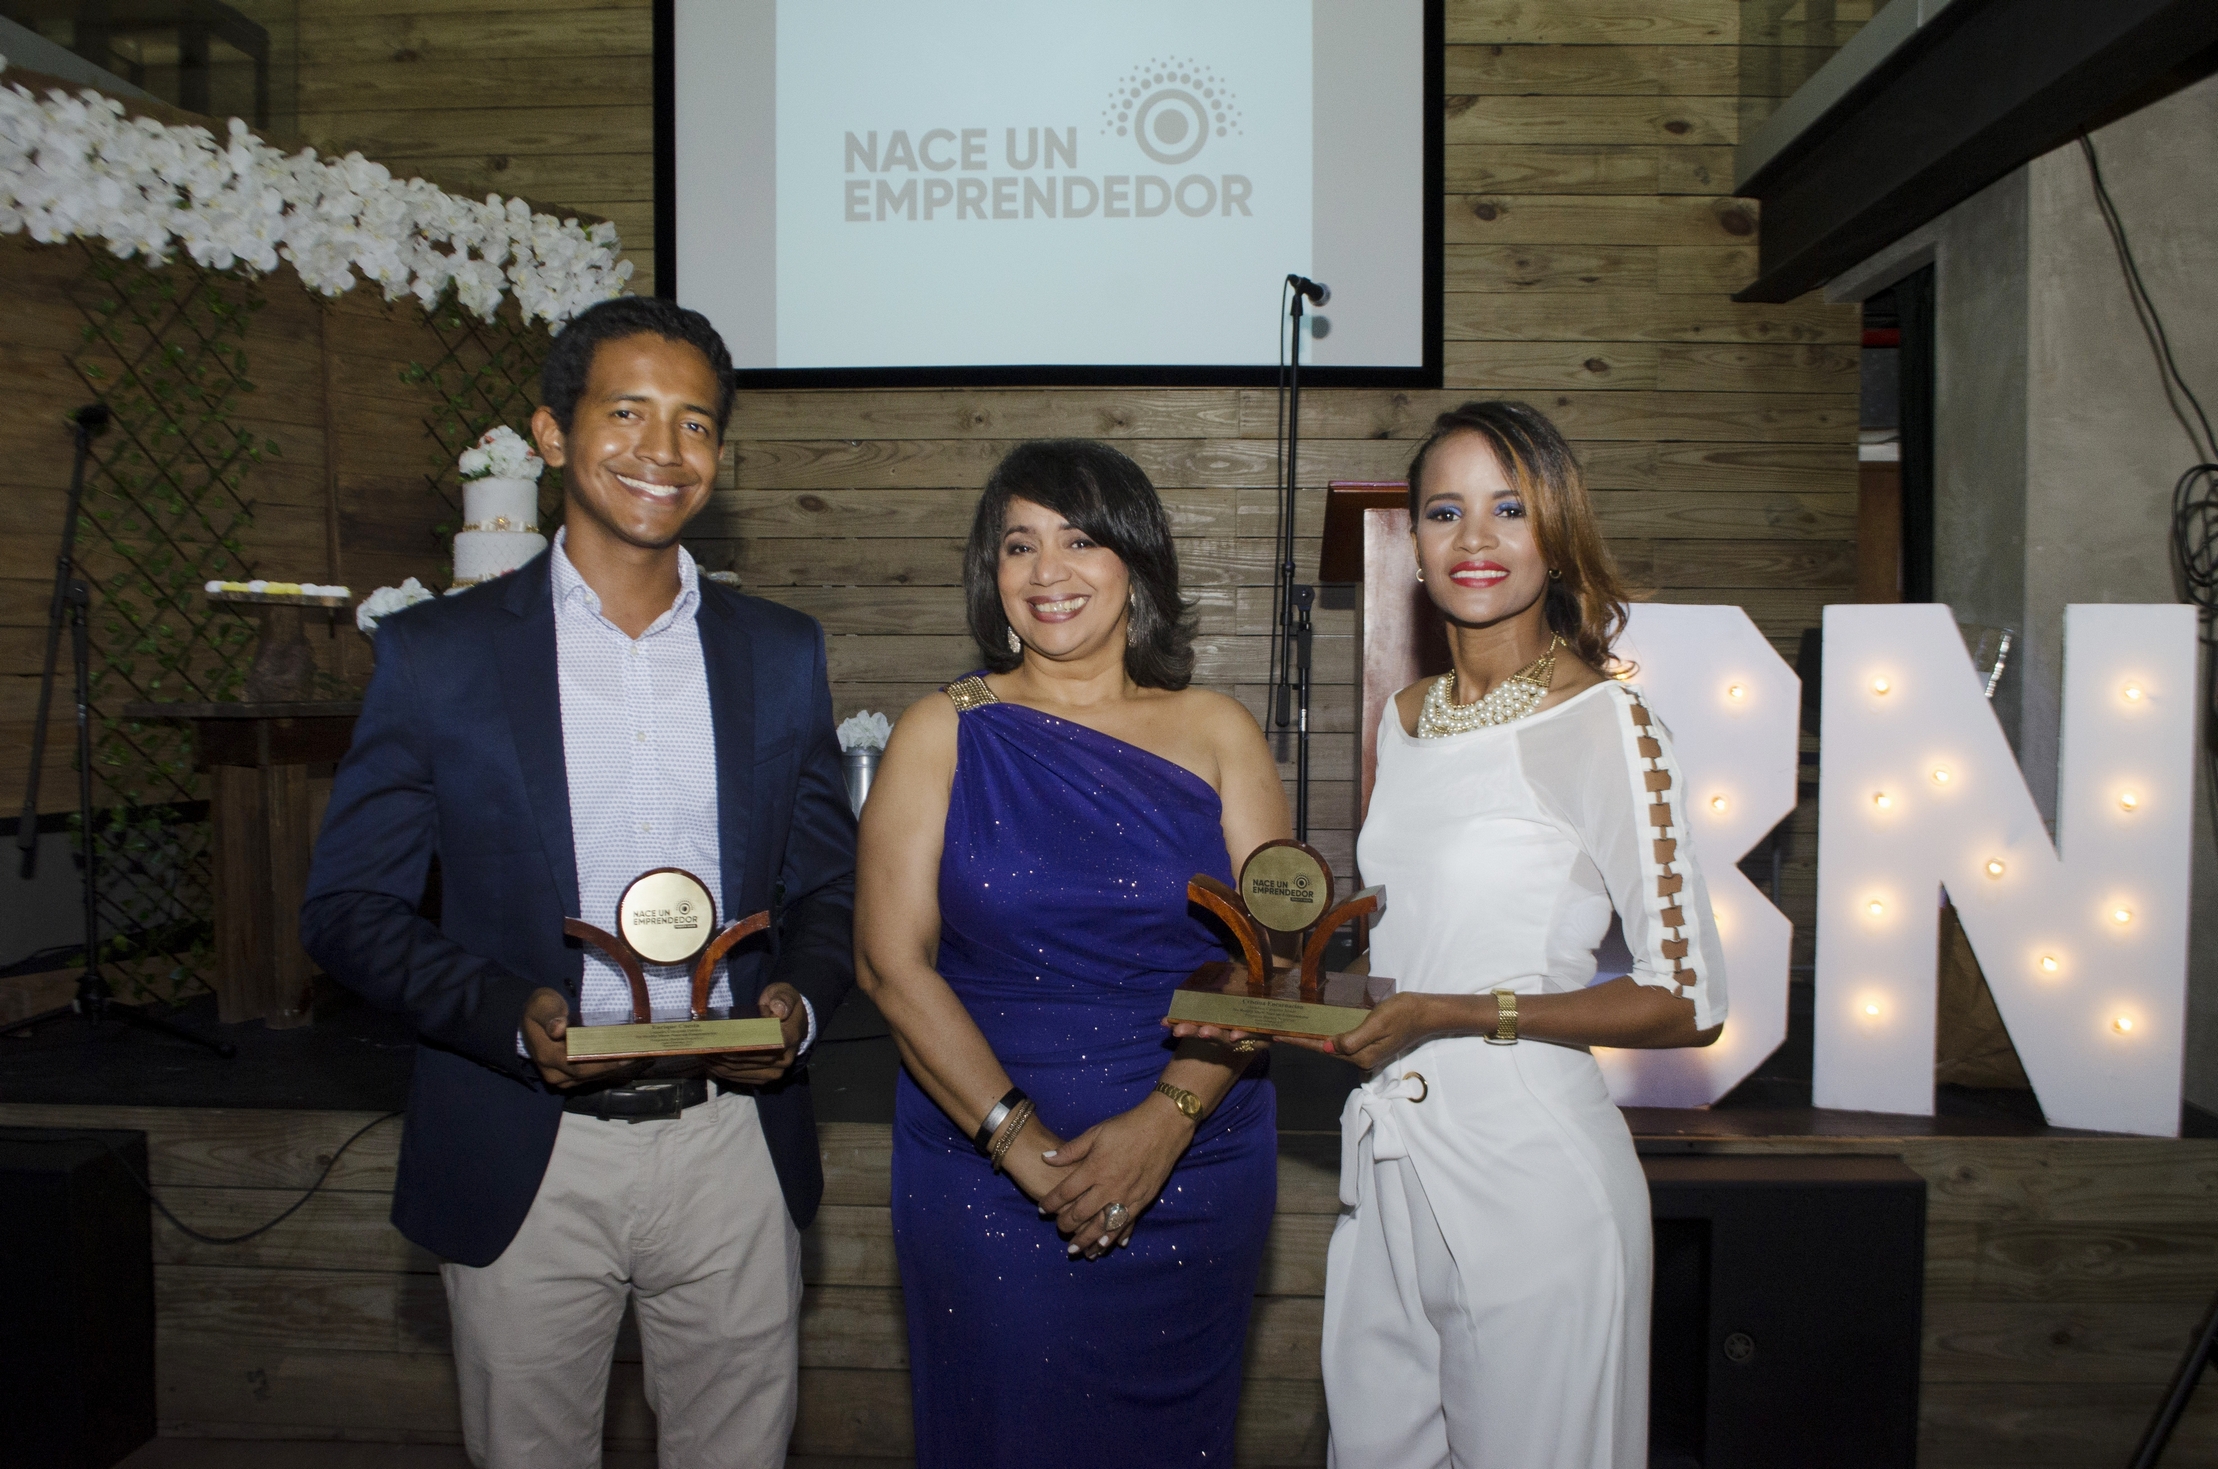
[1356,679,1727,1033]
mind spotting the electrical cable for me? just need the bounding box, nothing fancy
[78,1024,911,1247]
[2080,136,2217,464]
[2176,462,2218,858]
[94,1109,400,1247]
[2081,133,2218,865]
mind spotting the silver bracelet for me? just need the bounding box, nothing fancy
[974,1087,1024,1154]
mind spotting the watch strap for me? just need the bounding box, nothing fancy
[1485,988,1520,1046]
[1153,1081,1204,1122]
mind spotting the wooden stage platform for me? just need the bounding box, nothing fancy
[5,990,2215,1467]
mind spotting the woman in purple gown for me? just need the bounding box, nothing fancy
[856,440,1290,1467]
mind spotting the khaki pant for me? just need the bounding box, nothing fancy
[442,1089,802,1469]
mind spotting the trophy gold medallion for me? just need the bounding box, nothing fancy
[561,867,788,1060]
[1165,839,1392,1039]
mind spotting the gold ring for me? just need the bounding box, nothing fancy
[1229,1039,1262,1054]
[1401,1071,1428,1103]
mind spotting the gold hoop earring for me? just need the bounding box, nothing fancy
[1547,568,1563,580]
[1006,626,1021,655]
[1415,566,1425,584]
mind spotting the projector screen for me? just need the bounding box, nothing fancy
[657,0,1441,386]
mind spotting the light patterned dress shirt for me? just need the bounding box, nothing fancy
[541,530,813,1049]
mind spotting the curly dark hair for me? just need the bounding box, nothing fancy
[538,295,735,438]
[964,440,1197,689]
[1405,399,1631,673]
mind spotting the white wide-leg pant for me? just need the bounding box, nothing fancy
[1323,1037,1650,1469]
[441,1089,803,1469]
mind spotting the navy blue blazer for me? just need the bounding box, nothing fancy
[301,551,857,1267]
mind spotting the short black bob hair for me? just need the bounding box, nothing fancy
[539,295,735,439]
[964,440,1197,689]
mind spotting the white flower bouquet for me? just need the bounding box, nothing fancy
[356,577,434,635]
[836,710,892,753]
[458,425,543,482]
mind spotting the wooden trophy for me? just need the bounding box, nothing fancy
[562,867,786,1060]
[1166,839,1392,1038]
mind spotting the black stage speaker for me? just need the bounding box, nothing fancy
[1645,1155,1925,1469]
[0,1127,157,1469]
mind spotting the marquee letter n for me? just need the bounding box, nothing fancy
[1814,604,2196,1135]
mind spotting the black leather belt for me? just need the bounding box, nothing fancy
[562,1076,714,1123]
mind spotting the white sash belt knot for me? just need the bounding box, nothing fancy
[1338,1070,1429,1207]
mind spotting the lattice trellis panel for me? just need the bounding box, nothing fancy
[59,243,280,1000]
[401,302,561,573]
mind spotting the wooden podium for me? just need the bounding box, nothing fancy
[1320,481,1446,825]
[125,701,360,1027]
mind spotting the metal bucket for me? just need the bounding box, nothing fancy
[842,747,881,819]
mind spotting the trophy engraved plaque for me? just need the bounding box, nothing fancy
[562,867,787,1060]
[1166,839,1392,1038]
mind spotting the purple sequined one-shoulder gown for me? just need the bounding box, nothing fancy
[891,679,1277,1467]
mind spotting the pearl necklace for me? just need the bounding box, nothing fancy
[1415,636,1564,737]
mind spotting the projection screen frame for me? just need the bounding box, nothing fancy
[651,0,1443,390]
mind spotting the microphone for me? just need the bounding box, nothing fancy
[68,403,110,433]
[1287,275,1330,307]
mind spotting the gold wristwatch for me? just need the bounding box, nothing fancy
[1153,1081,1204,1123]
[1486,988,1520,1046]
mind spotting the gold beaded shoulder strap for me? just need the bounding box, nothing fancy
[1626,693,1699,1001]
[944,674,999,712]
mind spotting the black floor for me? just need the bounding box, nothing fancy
[1,977,419,1110]
[4,972,2170,1140]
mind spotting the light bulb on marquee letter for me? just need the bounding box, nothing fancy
[1816,604,2194,1135]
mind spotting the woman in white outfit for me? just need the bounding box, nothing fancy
[1292,401,1724,1468]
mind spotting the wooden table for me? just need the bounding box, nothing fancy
[124,701,360,1027]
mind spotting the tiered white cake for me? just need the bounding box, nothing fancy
[451,426,549,588]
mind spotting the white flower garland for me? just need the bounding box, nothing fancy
[0,55,632,326]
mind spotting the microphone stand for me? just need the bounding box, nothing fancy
[11,405,235,1057]
[1291,584,1314,838]
[2129,1283,2217,1467]
[1274,284,1315,840]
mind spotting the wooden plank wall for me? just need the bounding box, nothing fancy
[290,0,1863,918]
[0,233,493,819]
[3,1103,2211,1468]
[294,3,658,297]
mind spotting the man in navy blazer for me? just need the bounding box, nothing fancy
[302,296,854,1468]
